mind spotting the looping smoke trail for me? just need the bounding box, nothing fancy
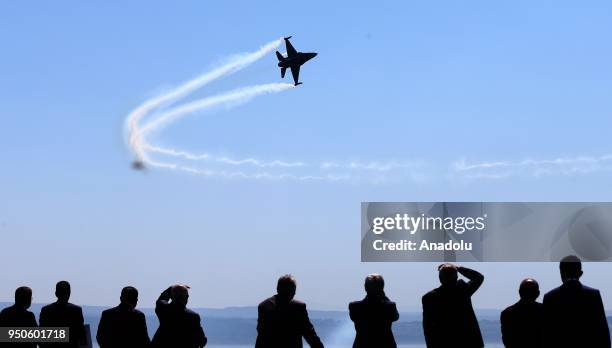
[124,38,423,181]
[126,38,284,163]
[123,38,352,181]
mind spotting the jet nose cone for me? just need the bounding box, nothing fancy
[312,53,318,58]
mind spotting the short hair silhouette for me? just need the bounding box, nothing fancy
[544,254,610,346]
[256,274,323,348]
[277,274,297,299]
[97,286,150,348]
[501,278,544,348]
[560,255,583,281]
[15,286,32,309]
[120,286,139,308]
[170,285,189,307]
[55,280,71,302]
[41,281,86,347]
[438,263,458,286]
[518,278,540,301]
[364,273,385,295]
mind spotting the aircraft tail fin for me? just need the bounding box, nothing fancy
[275,51,285,62]
[281,67,287,78]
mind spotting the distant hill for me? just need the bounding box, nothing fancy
[0,302,503,321]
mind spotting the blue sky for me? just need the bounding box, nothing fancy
[1,1,612,310]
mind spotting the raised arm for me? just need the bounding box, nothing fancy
[458,266,484,296]
[157,287,172,303]
[155,287,172,315]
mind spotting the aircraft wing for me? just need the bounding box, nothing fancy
[285,38,298,57]
[290,66,300,85]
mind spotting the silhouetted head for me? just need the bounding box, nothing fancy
[518,278,540,302]
[120,286,139,309]
[438,263,458,287]
[560,255,583,283]
[276,274,297,301]
[364,273,385,297]
[15,286,32,309]
[170,285,190,307]
[55,281,71,303]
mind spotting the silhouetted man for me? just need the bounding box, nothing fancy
[422,264,484,348]
[349,274,399,348]
[543,255,610,348]
[500,278,544,348]
[97,286,150,348]
[255,274,324,348]
[0,286,37,348]
[39,281,85,348]
[151,285,206,348]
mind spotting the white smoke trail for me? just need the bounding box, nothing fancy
[126,38,283,162]
[145,144,422,172]
[455,154,612,171]
[144,157,348,181]
[320,160,423,172]
[454,154,612,178]
[144,145,306,168]
[139,83,294,135]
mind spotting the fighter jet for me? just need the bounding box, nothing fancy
[276,36,317,86]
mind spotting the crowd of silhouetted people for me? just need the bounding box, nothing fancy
[1,255,610,348]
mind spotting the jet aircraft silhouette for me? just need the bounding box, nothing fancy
[276,36,317,86]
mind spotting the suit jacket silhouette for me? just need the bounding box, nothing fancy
[255,295,324,348]
[543,280,610,348]
[39,302,85,348]
[349,294,399,348]
[96,303,150,348]
[500,300,544,348]
[151,291,206,348]
[422,268,484,348]
[0,305,38,348]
